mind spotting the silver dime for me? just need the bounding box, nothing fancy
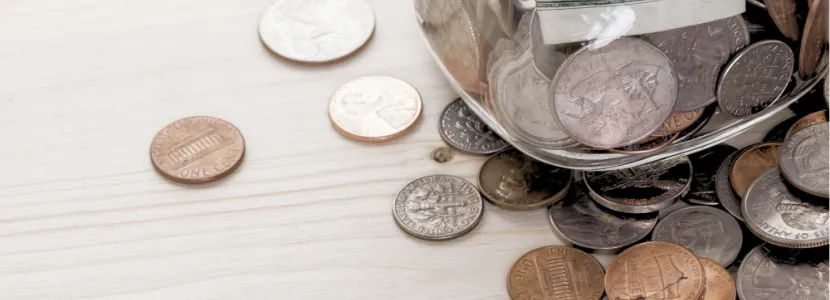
[584,156,693,214]
[716,150,744,221]
[779,123,829,198]
[643,16,750,111]
[737,244,829,300]
[717,40,794,117]
[652,206,743,266]
[742,169,829,248]
[478,148,572,210]
[392,175,484,240]
[552,38,678,149]
[549,184,657,251]
[439,99,510,155]
[685,144,739,206]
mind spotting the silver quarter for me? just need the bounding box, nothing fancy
[439,99,510,155]
[737,244,829,300]
[742,169,829,248]
[552,38,678,149]
[478,148,572,210]
[779,123,829,198]
[652,206,743,266]
[685,144,738,206]
[392,175,484,240]
[716,150,744,221]
[717,40,794,117]
[584,156,693,214]
[643,16,750,111]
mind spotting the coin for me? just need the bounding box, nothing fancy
[643,16,750,111]
[786,110,828,138]
[392,175,484,240]
[608,132,679,155]
[478,149,572,210]
[605,241,706,300]
[329,76,422,142]
[528,11,570,80]
[737,244,830,300]
[551,38,678,149]
[799,0,829,78]
[652,206,743,266]
[743,169,829,248]
[763,115,801,142]
[585,156,692,214]
[716,150,744,221]
[439,98,509,154]
[507,246,605,300]
[419,0,486,94]
[652,108,706,136]
[685,144,739,206]
[549,184,658,251]
[149,116,245,184]
[780,123,829,197]
[674,104,717,143]
[765,0,800,40]
[717,40,794,117]
[700,258,737,300]
[730,142,781,198]
[258,0,375,63]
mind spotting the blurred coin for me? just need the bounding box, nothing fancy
[392,175,484,240]
[763,115,801,142]
[737,244,830,300]
[786,110,828,138]
[329,76,422,142]
[439,98,509,154]
[585,156,692,214]
[765,0,800,40]
[716,150,744,221]
[717,40,794,117]
[730,142,781,198]
[507,246,605,300]
[700,258,737,300]
[258,0,375,63]
[685,144,738,206]
[779,123,829,197]
[653,206,743,266]
[652,108,705,136]
[528,11,571,80]
[799,0,829,79]
[605,241,706,300]
[552,38,677,149]
[643,16,750,111]
[150,116,245,184]
[607,133,679,155]
[478,148,572,210]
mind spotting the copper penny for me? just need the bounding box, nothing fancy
[798,0,829,78]
[149,116,245,184]
[730,142,781,198]
[700,258,737,300]
[652,108,705,136]
[507,246,605,300]
[786,110,828,138]
[766,0,801,40]
[605,241,705,300]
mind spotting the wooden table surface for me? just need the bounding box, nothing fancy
[0,0,793,299]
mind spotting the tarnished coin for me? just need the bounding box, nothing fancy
[585,156,693,214]
[605,241,706,300]
[685,144,738,206]
[764,115,801,142]
[507,246,605,300]
[765,0,800,40]
[700,258,737,300]
[329,76,422,142]
[743,169,829,248]
[258,0,375,63]
[717,40,794,117]
[786,110,828,138]
[730,142,781,198]
[549,184,658,251]
[799,0,829,78]
[643,16,750,111]
[780,123,829,197]
[652,108,705,136]
[439,99,509,154]
[150,116,245,184]
[653,206,743,266]
[716,150,744,221]
[392,175,484,240]
[551,38,678,149]
[479,149,572,210]
[737,244,830,300]
[674,104,717,143]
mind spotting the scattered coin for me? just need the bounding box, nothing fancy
[737,244,830,300]
[786,110,828,138]
[392,175,484,240]
[779,122,829,197]
[551,38,678,149]
[329,75,422,142]
[258,0,375,63]
[798,0,828,79]
[605,241,706,300]
[478,149,572,210]
[716,150,744,221]
[419,0,486,94]
[743,169,829,248]
[763,115,801,142]
[439,98,509,154]
[717,40,794,117]
[652,206,743,266]
[651,108,706,136]
[685,144,738,206]
[507,246,605,300]
[700,258,737,300]
[584,156,693,214]
[730,142,781,198]
[765,0,801,40]
[150,116,245,184]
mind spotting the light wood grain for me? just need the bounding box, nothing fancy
[0,1,792,299]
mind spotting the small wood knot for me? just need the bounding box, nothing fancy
[431,147,455,163]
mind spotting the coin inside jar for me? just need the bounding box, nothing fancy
[652,206,743,266]
[717,40,794,117]
[392,175,484,241]
[584,156,693,214]
[439,98,510,154]
[737,244,830,300]
[798,0,828,79]
[478,148,572,210]
[149,116,245,184]
[419,0,486,94]
[765,0,800,40]
[779,122,829,198]
[507,246,605,300]
[715,150,744,221]
[785,110,828,138]
[685,144,738,206]
[730,142,781,198]
[329,76,422,142]
[651,108,706,136]
[605,241,706,300]
[700,258,737,300]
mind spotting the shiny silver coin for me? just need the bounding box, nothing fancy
[737,244,829,300]
[685,144,739,206]
[779,123,829,198]
[717,40,794,117]
[652,206,743,266]
[763,115,801,142]
[439,99,510,155]
[549,184,657,251]
[716,150,744,221]
[479,148,572,210]
[742,169,829,248]
[584,156,693,214]
[643,16,750,112]
[392,175,484,240]
[552,38,678,149]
